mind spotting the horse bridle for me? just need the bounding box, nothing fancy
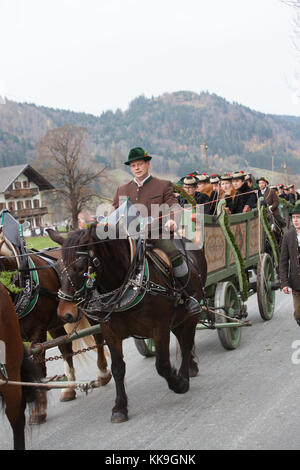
[57,251,101,305]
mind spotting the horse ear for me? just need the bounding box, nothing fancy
[47,228,65,246]
[88,223,98,241]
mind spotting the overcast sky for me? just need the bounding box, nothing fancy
[0,0,299,117]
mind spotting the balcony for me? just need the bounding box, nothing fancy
[5,188,39,199]
[11,206,49,218]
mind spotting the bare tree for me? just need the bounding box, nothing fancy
[281,0,300,50]
[36,124,106,229]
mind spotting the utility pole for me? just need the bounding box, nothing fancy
[202,141,209,173]
[282,162,288,185]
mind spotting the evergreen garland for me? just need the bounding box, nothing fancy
[0,270,23,294]
[261,206,280,266]
[172,183,197,207]
[221,207,249,301]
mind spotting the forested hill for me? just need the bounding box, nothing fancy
[1,90,300,176]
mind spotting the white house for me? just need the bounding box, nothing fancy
[0,164,54,228]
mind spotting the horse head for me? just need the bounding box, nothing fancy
[48,227,97,323]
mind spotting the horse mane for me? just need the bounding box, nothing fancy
[62,229,89,265]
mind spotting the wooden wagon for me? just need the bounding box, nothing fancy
[134,197,281,355]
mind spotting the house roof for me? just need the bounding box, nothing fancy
[0,164,54,193]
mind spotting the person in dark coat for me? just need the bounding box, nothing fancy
[208,174,220,215]
[279,204,300,326]
[231,171,253,214]
[220,173,235,213]
[177,176,210,212]
[278,184,288,200]
[257,177,285,227]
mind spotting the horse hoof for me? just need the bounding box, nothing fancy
[29,412,47,425]
[111,411,128,423]
[60,389,76,402]
[98,372,112,387]
[189,363,199,378]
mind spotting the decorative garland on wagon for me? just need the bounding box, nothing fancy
[261,205,280,267]
[0,270,23,294]
[172,183,197,207]
[216,201,249,301]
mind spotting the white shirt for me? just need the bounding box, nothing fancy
[134,174,151,188]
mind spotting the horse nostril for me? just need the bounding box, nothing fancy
[63,313,75,323]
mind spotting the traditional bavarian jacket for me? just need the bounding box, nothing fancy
[280,227,300,291]
[113,175,182,238]
[258,187,280,218]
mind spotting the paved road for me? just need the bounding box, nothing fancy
[1,290,300,450]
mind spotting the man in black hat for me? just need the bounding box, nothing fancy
[113,147,201,314]
[231,171,254,213]
[177,176,210,212]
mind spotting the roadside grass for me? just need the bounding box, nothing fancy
[25,235,66,251]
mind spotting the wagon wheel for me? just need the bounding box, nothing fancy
[134,338,156,357]
[257,253,275,321]
[214,281,242,350]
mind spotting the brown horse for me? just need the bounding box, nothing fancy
[0,283,40,449]
[0,246,112,425]
[49,225,207,423]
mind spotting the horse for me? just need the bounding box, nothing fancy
[48,224,207,423]
[0,282,40,450]
[0,243,112,425]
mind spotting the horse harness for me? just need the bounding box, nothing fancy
[57,238,188,323]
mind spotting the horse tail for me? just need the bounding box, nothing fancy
[20,345,41,406]
[63,317,109,367]
[64,316,97,350]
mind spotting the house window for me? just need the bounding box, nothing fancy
[33,199,40,208]
[8,201,15,211]
[0,203,6,210]
[17,201,24,210]
[23,181,29,188]
[14,181,21,189]
[25,200,31,209]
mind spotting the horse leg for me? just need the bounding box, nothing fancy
[28,336,48,425]
[2,385,26,450]
[93,332,112,387]
[172,316,199,379]
[53,329,77,402]
[154,328,189,394]
[104,334,128,423]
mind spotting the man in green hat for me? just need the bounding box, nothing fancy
[113,147,201,314]
[280,203,300,326]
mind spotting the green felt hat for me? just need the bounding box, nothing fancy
[257,177,269,185]
[291,203,300,215]
[124,147,152,165]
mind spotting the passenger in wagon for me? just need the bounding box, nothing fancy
[208,174,220,215]
[178,176,210,213]
[231,171,253,214]
[219,173,235,214]
[195,174,212,197]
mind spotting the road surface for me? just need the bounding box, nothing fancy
[1,290,300,450]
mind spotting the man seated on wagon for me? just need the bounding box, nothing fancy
[231,171,255,213]
[278,184,287,200]
[113,147,201,315]
[208,174,220,215]
[177,176,210,212]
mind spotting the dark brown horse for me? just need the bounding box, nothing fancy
[0,245,111,425]
[49,225,207,423]
[0,282,40,449]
